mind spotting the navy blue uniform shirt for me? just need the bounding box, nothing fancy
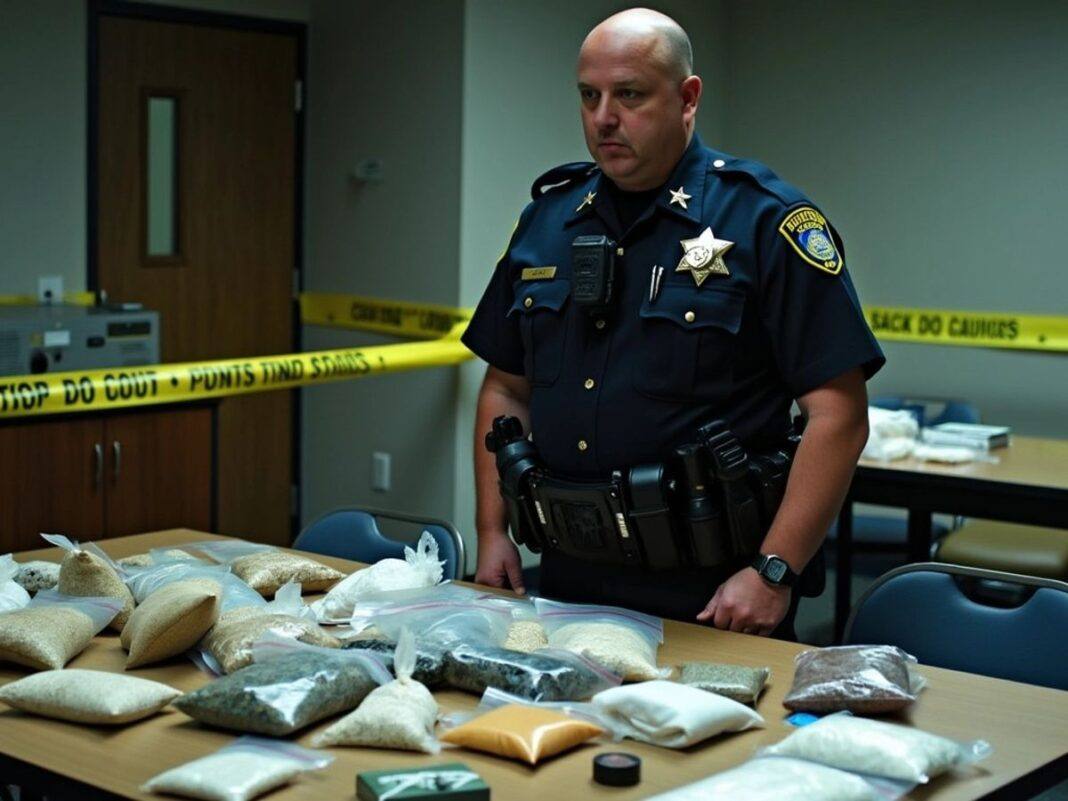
[463,134,885,479]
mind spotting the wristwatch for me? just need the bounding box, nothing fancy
[750,553,798,587]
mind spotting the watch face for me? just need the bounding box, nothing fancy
[766,558,788,582]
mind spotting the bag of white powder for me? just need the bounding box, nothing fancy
[142,737,333,801]
[0,669,180,724]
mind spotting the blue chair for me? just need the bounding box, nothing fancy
[294,506,465,580]
[845,562,1068,690]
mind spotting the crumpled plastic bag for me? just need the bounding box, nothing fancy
[311,531,444,623]
[0,554,31,614]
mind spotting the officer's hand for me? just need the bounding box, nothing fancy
[474,532,526,595]
[695,567,790,636]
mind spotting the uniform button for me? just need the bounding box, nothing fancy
[616,247,624,256]
[577,439,588,451]
[524,297,533,308]
[584,378,595,390]
[595,319,606,330]
[684,310,696,323]
[713,159,726,168]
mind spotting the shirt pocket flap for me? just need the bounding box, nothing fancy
[508,278,571,317]
[640,283,745,334]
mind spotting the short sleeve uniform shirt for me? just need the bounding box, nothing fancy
[463,135,885,479]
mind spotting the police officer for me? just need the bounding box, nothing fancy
[462,8,884,638]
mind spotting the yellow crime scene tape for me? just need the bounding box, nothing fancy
[300,292,472,340]
[0,321,472,419]
[863,306,1068,353]
[0,291,96,307]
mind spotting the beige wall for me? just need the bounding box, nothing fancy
[721,0,1068,435]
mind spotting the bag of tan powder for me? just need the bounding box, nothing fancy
[192,539,343,597]
[0,590,123,670]
[41,533,135,631]
[121,577,222,668]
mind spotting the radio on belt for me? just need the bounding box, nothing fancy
[571,235,617,315]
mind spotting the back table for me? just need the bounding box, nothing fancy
[2,530,1067,800]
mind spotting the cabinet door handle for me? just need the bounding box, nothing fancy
[113,440,122,483]
[93,443,103,490]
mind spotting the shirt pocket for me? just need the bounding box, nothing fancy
[507,278,571,386]
[633,283,745,402]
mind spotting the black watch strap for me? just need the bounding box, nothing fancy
[750,553,798,587]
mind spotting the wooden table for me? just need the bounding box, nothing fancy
[835,436,1068,639]
[3,530,1067,801]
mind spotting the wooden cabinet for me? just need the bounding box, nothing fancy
[0,405,214,553]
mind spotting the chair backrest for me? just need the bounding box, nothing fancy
[871,396,980,428]
[845,562,1068,690]
[926,400,981,426]
[294,506,465,580]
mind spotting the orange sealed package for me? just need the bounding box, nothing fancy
[440,704,603,765]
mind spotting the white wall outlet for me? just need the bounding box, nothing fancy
[38,275,64,304]
[372,451,391,492]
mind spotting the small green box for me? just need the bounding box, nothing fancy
[356,763,490,801]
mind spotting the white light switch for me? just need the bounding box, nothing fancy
[372,451,391,492]
[38,276,64,304]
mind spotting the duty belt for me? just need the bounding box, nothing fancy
[486,416,799,573]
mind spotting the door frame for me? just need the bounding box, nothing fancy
[87,0,307,540]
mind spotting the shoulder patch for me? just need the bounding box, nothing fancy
[778,206,843,275]
[530,161,597,200]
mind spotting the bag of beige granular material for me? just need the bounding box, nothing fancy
[121,578,222,668]
[143,737,333,801]
[192,539,344,597]
[118,548,203,569]
[313,627,440,753]
[1,554,31,613]
[0,669,180,724]
[41,533,135,631]
[198,583,339,674]
[0,590,123,670]
[534,598,671,681]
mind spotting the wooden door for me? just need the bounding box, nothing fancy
[103,407,213,538]
[0,419,105,551]
[96,16,298,544]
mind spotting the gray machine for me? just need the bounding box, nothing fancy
[0,304,161,376]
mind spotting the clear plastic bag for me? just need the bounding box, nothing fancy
[311,531,445,623]
[0,668,180,724]
[197,583,338,675]
[534,597,670,681]
[41,533,135,631]
[447,685,623,740]
[190,540,344,597]
[443,644,621,701]
[13,560,60,594]
[121,578,222,668]
[175,635,390,735]
[142,736,333,801]
[783,645,926,714]
[439,702,603,765]
[679,661,771,705]
[343,637,446,688]
[363,599,513,654]
[313,628,440,753]
[0,554,31,613]
[763,712,993,783]
[0,590,124,670]
[591,679,764,748]
[126,561,265,614]
[644,756,900,801]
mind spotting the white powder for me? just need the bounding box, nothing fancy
[0,669,180,724]
[143,753,302,801]
[763,714,989,783]
[592,680,764,748]
[645,757,880,801]
[550,621,667,681]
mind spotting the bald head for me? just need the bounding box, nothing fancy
[581,8,693,82]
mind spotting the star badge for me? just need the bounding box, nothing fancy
[676,227,734,286]
[668,186,692,209]
[576,191,596,212]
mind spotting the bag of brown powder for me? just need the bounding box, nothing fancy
[192,539,344,597]
[783,645,926,714]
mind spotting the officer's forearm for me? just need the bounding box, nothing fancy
[759,371,869,573]
[474,368,532,541]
